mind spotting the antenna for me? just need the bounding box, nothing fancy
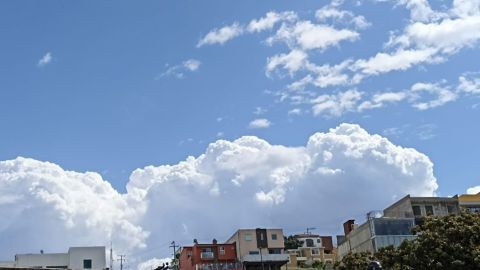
[306,227,316,235]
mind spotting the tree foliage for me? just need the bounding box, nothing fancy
[336,211,480,270]
[284,235,304,250]
[334,252,374,270]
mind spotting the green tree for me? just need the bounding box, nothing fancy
[334,252,374,270]
[385,211,480,269]
[312,260,327,270]
[284,235,304,250]
[337,211,480,269]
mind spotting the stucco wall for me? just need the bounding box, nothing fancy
[15,253,69,268]
[68,247,106,270]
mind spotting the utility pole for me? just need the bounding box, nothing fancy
[117,255,126,270]
[170,241,180,270]
[110,242,113,270]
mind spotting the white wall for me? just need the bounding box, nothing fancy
[68,247,106,270]
[0,261,15,267]
[15,253,69,268]
[12,247,106,270]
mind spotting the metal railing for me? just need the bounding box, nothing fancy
[195,262,242,270]
[200,252,215,259]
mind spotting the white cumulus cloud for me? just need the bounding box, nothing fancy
[467,185,480,194]
[0,157,148,256]
[248,118,272,129]
[311,89,363,117]
[0,124,439,268]
[197,23,243,47]
[247,11,297,33]
[267,20,359,51]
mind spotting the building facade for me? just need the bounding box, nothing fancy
[337,194,461,259]
[383,195,460,221]
[284,234,335,269]
[0,247,106,270]
[179,239,240,270]
[337,217,416,259]
[226,229,289,270]
[459,192,480,213]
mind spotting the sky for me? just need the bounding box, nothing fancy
[0,0,480,268]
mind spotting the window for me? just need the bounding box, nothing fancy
[83,260,92,269]
[268,249,281,254]
[447,205,456,214]
[271,234,277,240]
[305,239,314,247]
[245,233,252,241]
[412,205,422,216]
[317,239,321,243]
[219,246,225,255]
[373,219,414,235]
[311,249,320,255]
[425,205,434,216]
[260,233,264,241]
[249,251,259,255]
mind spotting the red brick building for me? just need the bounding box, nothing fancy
[179,239,241,270]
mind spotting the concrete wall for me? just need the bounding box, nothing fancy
[347,222,373,254]
[15,253,69,268]
[373,235,417,251]
[0,261,15,267]
[227,229,285,260]
[337,221,374,259]
[68,247,106,270]
[266,229,285,249]
[384,196,460,218]
[383,196,413,218]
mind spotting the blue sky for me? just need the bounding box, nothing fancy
[1,0,480,263]
[1,0,478,194]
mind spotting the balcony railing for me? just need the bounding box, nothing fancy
[200,252,215,259]
[195,262,242,270]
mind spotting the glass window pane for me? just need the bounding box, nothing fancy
[83,260,92,269]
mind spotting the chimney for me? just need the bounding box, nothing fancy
[212,239,217,245]
[193,239,198,245]
[343,220,355,235]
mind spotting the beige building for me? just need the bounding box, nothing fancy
[383,195,460,219]
[337,194,460,260]
[283,234,335,270]
[226,228,289,270]
[459,192,480,213]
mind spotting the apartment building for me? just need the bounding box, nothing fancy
[337,217,416,260]
[0,247,106,270]
[179,239,240,270]
[459,192,480,213]
[383,195,460,221]
[337,194,460,259]
[226,229,289,270]
[284,234,335,269]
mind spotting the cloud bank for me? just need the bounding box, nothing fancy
[0,124,438,268]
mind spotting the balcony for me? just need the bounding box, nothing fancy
[242,254,290,263]
[201,252,215,259]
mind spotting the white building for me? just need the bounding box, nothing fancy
[1,247,106,270]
